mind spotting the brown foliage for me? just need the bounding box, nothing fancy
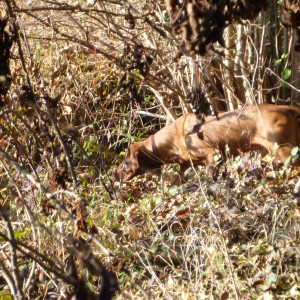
[165,0,268,55]
[0,16,14,103]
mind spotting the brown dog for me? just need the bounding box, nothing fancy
[116,104,300,182]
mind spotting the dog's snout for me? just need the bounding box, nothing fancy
[114,163,130,182]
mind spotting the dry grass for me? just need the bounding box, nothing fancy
[0,1,300,299]
[110,157,300,299]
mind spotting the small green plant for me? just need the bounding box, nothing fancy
[144,95,154,104]
[274,53,288,67]
[284,146,299,167]
[83,137,99,157]
[274,53,291,88]
[272,143,280,156]
[213,153,222,163]
[280,68,291,88]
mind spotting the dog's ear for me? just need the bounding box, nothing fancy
[129,144,159,174]
[139,147,163,169]
[135,146,153,171]
[130,146,140,171]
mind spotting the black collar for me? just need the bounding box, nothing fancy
[150,135,159,157]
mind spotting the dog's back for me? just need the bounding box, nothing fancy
[116,104,300,182]
[196,104,300,165]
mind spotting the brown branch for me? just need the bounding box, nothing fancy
[0,259,18,298]
[0,231,77,286]
[0,211,26,299]
[42,0,123,6]
[24,11,117,62]
[0,147,75,221]
[14,5,128,16]
[266,67,300,93]
[42,98,78,189]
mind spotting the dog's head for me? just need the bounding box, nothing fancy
[115,141,162,182]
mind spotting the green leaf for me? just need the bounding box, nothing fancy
[280,81,289,88]
[214,154,222,162]
[34,45,41,60]
[281,68,291,80]
[144,95,153,103]
[251,243,273,254]
[272,143,279,156]
[291,146,299,156]
[291,153,299,163]
[0,290,14,300]
[168,185,179,196]
[14,230,28,239]
[284,156,291,167]
[240,244,247,250]
[267,272,277,287]
[274,59,282,66]
[132,69,143,79]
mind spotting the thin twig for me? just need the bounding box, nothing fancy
[136,110,169,120]
[0,159,39,294]
[0,147,75,221]
[14,5,127,16]
[266,67,300,93]
[0,211,26,299]
[42,100,78,189]
[0,109,54,169]
[0,231,77,285]
[0,260,17,297]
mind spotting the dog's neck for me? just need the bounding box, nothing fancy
[141,135,163,165]
[143,133,188,166]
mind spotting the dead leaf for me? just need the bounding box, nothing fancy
[175,208,190,219]
[220,291,229,300]
[128,225,139,240]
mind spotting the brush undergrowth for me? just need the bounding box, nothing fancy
[110,155,300,299]
[1,1,300,299]
[1,143,300,299]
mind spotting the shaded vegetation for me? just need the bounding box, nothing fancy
[0,0,299,299]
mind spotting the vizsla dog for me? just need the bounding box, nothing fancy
[116,104,300,182]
